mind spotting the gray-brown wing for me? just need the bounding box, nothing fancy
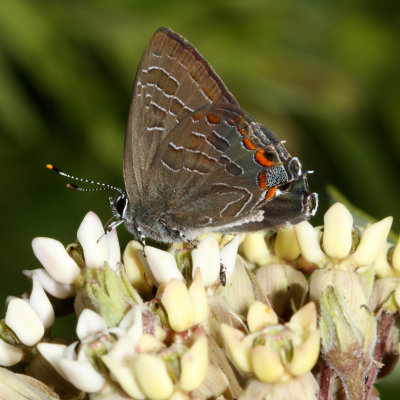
[124,27,239,204]
[142,104,314,235]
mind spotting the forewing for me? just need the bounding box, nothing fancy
[124,27,239,203]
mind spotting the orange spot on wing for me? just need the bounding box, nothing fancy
[192,113,201,121]
[243,138,256,150]
[202,87,214,101]
[255,149,273,167]
[206,113,221,124]
[237,126,245,136]
[265,186,277,200]
[257,172,268,190]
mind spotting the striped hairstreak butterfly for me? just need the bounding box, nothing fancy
[48,27,318,245]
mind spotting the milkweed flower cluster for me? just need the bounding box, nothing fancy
[0,203,398,399]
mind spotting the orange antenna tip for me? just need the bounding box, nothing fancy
[46,164,54,170]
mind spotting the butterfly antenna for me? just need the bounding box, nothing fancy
[46,164,125,195]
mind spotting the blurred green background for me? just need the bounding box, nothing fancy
[1,0,399,396]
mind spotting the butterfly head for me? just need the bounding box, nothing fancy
[109,192,129,221]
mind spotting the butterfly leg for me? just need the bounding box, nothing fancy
[159,218,198,247]
[135,224,147,250]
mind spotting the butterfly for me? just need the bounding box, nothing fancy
[49,27,317,245]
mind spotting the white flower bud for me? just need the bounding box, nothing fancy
[144,246,184,285]
[192,236,220,286]
[32,237,81,284]
[58,358,105,393]
[23,269,74,299]
[102,355,145,399]
[77,211,109,269]
[188,269,208,325]
[5,298,44,346]
[180,335,208,391]
[161,279,194,332]
[240,232,270,265]
[76,309,107,341]
[250,345,285,383]
[247,300,278,333]
[0,340,24,366]
[295,221,324,264]
[275,227,301,260]
[352,217,393,266]
[29,275,54,329]
[133,354,173,400]
[219,234,241,283]
[37,342,68,377]
[106,228,121,270]
[123,241,152,294]
[323,203,353,259]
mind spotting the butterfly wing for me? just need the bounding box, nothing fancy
[144,104,316,238]
[124,27,239,204]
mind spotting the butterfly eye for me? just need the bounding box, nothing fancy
[115,194,128,217]
[110,194,128,219]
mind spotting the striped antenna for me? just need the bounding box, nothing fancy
[46,164,125,195]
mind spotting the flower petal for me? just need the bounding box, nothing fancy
[133,354,173,400]
[180,335,208,391]
[161,279,194,332]
[0,340,24,367]
[23,269,74,299]
[323,203,353,259]
[144,246,184,286]
[287,330,320,376]
[247,301,278,333]
[5,298,44,346]
[58,358,105,393]
[295,221,324,264]
[219,235,241,283]
[76,309,107,341]
[106,228,121,270]
[250,345,285,383]
[32,237,81,284]
[352,217,393,266]
[188,269,208,325]
[102,355,145,399]
[123,241,152,294]
[30,275,55,329]
[274,227,301,261]
[191,236,220,286]
[220,323,252,373]
[77,211,109,269]
[239,232,270,265]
